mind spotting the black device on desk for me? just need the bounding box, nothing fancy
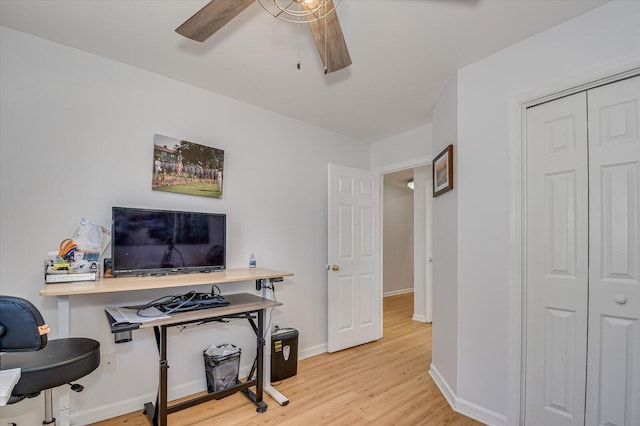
[138,288,229,316]
[105,289,229,343]
[148,291,229,313]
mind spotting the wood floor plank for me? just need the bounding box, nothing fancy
[91,293,481,425]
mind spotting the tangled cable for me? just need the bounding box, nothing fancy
[136,285,226,316]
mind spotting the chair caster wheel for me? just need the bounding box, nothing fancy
[256,401,268,413]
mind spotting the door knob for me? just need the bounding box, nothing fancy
[614,295,627,305]
[330,265,340,272]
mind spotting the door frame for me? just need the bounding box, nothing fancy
[375,157,432,323]
[506,60,640,424]
[424,180,433,323]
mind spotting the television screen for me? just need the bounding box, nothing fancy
[111,207,226,276]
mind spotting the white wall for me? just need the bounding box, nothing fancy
[430,74,459,397]
[442,1,640,424]
[0,27,369,424]
[382,177,413,295]
[370,124,432,171]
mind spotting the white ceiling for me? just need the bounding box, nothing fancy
[0,0,608,143]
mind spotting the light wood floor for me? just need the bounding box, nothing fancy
[92,293,481,425]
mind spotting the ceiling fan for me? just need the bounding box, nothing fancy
[175,0,352,74]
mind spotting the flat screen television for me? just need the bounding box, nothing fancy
[111,207,226,276]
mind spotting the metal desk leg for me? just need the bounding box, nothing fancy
[144,325,168,426]
[159,325,168,424]
[255,310,266,411]
[241,311,267,412]
[260,289,289,406]
[56,296,71,426]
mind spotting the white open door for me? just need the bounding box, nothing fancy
[328,164,381,353]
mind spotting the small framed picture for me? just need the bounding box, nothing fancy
[433,144,454,197]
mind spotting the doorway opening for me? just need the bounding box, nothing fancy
[381,164,433,326]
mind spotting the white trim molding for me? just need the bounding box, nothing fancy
[373,156,432,174]
[383,288,414,297]
[412,314,427,323]
[456,397,508,426]
[429,363,456,407]
[430,363,507,426]
[299,343,327,360]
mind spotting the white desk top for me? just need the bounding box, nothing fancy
[40,268,293,297]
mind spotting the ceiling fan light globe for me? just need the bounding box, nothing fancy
[257,0,340,23]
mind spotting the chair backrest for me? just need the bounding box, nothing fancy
[0,296,49,352]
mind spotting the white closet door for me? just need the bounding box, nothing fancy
[585,75,640,426]
[525,92,590,426]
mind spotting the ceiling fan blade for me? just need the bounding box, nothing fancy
[305,1,351,73]
[176,0,255,42]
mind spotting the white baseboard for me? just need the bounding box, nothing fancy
[429,363,507,426]
[456,397,507,426]
[74,346,507,426]
[72,342,328,425]
[299,342,327,360]
[429,363,456,407]
[383,288,414,297]
[72,392,154,426]
[70,362,255,425]
[412,314,427,322]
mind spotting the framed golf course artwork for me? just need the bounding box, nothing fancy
[152,134,224,199]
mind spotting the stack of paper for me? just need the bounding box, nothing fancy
[105,306,170,324]
[0,368,21,406]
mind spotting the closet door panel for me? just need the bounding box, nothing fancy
[525,92,589,426]
[586,75,640,426]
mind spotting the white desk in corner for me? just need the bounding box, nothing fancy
[39,267,294,425]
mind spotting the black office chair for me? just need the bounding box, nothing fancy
[0,295,100,425]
